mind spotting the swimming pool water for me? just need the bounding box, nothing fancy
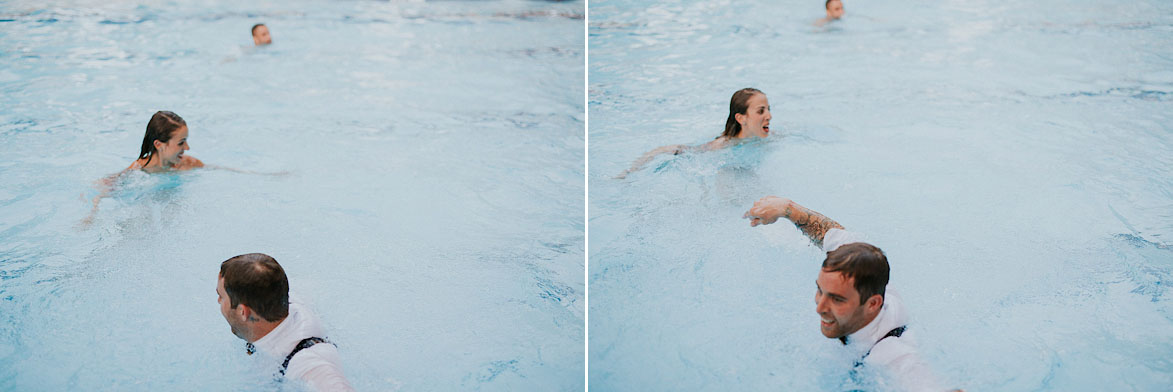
[1,0,583,390]
[589,0,1172,390]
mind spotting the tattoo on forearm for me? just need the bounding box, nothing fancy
[789,206,843,247]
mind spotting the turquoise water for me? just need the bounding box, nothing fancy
[0,0,583,390]
[589,0,1172,390]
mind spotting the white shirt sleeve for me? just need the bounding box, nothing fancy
[285,345,356,392]
[867,338,946,392]
[822,228,867,252]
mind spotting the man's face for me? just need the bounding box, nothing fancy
[814,270,875,339]
[827,1,844,19]
[253,25,272,45]
[217,276,248,341]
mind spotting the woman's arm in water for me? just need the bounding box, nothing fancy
[743,196,844,248]
[80,163,138,227]
[615,144,688,179]
[614,136,735,179]
[204,163,289,176]
[80,156,279,226]
[184,155,285,175]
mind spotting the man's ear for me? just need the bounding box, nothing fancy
[239,304,254,322]
[866,294,884,313]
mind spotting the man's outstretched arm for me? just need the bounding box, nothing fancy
[743,196,843,247]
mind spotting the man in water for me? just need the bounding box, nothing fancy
[252,23,272,46]
[745,196,962,391]
[217,253,354,391]
[816,0,845,27]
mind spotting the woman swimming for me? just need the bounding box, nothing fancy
[130,110,205,172]
[82,111,204,226]
[616,87,772,178]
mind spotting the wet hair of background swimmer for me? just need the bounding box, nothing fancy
[720,87,765,139]
[137,111,187,166]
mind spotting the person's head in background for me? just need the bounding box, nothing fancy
[252,23,272,46]
[825,0,845,20]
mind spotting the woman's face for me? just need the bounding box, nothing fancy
[154,125,190,166]
[735,93,771,138]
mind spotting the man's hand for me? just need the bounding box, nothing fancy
[743,196,792,227]
[744,196,843,246]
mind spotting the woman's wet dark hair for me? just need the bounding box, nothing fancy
[137,111,186,165]
[720,88,764,139]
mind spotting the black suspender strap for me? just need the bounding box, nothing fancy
[853,326,906,367]
[280,337,332,375]
[880,326,906,342]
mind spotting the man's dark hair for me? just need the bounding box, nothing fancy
[826,0,840,10]
[220,253,289,322]
[251,23,266,35]
[822,242,888,305]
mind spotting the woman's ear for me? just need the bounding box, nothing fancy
[153,139,165,151]
[735,112,746,126]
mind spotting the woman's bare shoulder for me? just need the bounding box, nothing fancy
[179,155,205,169]
[698,137,729,151]
[127,158,147,171]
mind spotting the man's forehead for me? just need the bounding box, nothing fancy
[817,270,857,294]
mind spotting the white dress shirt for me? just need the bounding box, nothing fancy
[252,301,355,391]
[823,228,946,391]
